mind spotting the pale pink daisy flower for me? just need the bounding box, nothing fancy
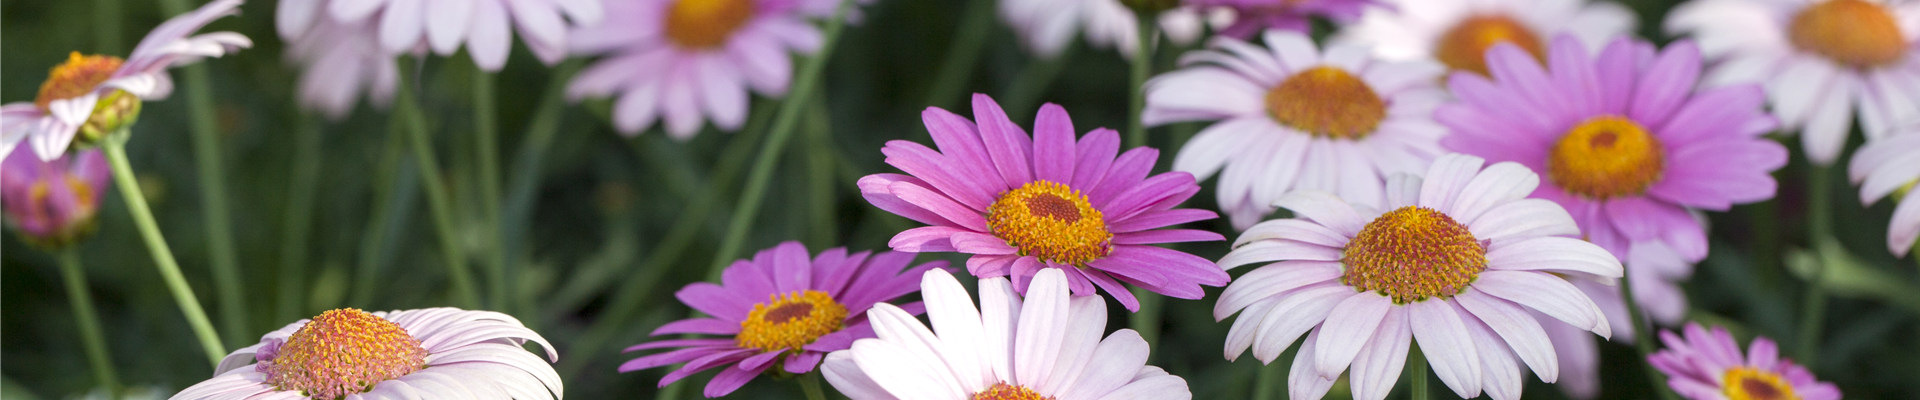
[280,0,398,120]
[0,0,250,161]
[292,0,602,71]
[1143,30,1450,230]
[1650,323,1842,400]
[823,268,1192,400]
[170,308,561,400]
[1544,241,1697,398]
[1333,0,1637,76]
[1849,129,1920,256]
[1666,0,1920,164]
[1217,153,1619,400]
[565,0,825,138]
[999,0,1229,59]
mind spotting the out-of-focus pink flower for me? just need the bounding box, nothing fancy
[1,149,111,248]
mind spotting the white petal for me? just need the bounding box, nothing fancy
[1016,268,1073,387]
[1409,301,1483,398]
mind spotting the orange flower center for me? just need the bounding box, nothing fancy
[971,383,1053,400]
[1789,0,1907,68]
[1548,116,1665,199]
[1266,66,1387,139]
[665,0,756,49]
[264,308,429,400]
[737,290,848,353]
[1723,367,1798,400]
[1434,15,1546,76]
[1342,206,1488,303]
[36,52,123,113]
[986,180,1113,265]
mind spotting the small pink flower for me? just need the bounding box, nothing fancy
[1650,323,1841,400]
[1,149,111,248]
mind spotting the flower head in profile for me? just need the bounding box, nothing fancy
[619,241,946,398]
[1650,323,1841,400]
[1334,0,1637,76]
[1217,153,1621,400]
[1,149,111,249]
[1667,0,1920,164]
[279,0,398,120]
[1185,0,1380,38]
[1849,130,1920,256]
[860,94,1228,312]
[1,0,250,161]
[170,307,561,400]
[565,0,828,138]
[823,268,1192,400]
[1145,30,1450,230]
[1544,240,1697,398]
[1439,35,1788,261]
[289,0,603,71]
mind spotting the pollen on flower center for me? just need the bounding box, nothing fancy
[971,382,1054,400]
[737,290,848,353]
[1548,115,1665,199]
[1434,15,1546,76]
[665,0,756,49]
[1341,206,1487,304]
[36,52,123,112]
[1266,66,1387,139]
[986,180,1113,265]
[1723,367,1797,400]
[263,308,428,400]
[1789,0,1906,68]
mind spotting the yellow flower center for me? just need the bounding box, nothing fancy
[1789,0,1907,68]
[1434,15,1546,76]
[1266,66,1387,139]
[264,308,429,400]
[1342,206,1488,303]
[737,290,849,353]
[985,180,1113,265]
[971,383,1054,400]
[1723,367,1799,400]
[1548,116,1665,199]
[665,0,756,49]
[36,52,123,113]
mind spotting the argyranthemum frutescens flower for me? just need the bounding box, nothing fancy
[302,0,602,71]
[169,307,561,400]
[1217,153,1620,400]
[1144,30,1450,230]
[1333,0,1636,76]
[619,241,946,397]
[1650,323,1841,400]
[0,0,249,161]
[1667,0,1920,164]
[1850,130,1920,257]
[999,0,1226,59]
[279,0,398,120]
[823,268,1193,400]
[859,93,1228,312]
[1,149,110,249]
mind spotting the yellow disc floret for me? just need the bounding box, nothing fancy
[1789,0,1906,68]
[986,180,1113,265]
[737,290,849,353]
[1548,115,1665,199]
[263,308,428,400]
[36,52,123,113]
[1342,206,1488,304]
[1266,66,1388,139]
[1434,15,1546,76]
[665,0,756,49]
[972,383,1054,400]
[1723,367,1798,400]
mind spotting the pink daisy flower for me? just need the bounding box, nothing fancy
[822,268,1193,400]
[565,0,826,138]
[619,241,946,398]
[859,94,1229,312]
[1,149,111,248]
[1438,35,1789,261]
[1186,0,1380,38]
[0,0,250,161]
[1333,0,1637,77]
[1650,323,1842,400]
[1217,153,1620,400]
[294,0,603,71]
[280,0,398,120]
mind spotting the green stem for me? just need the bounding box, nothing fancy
[396,60,481,309]
[1126,13,1157,149]
[922,0,997,110]
[57,249,121,398]
[804,91,838,247]
[473,70,508,313]
[1620,268,1683,400]
[1129,287,1163,361]
[1798,165,1833,362]
[1249,361,1285,400]
[101,137,226,367]
[1411,346,1430,400]
[276,116,324,322]
[349,120,418,307]
[180,57,249,348]
[799,371,829,400]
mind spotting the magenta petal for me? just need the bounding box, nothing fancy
[1114,245,1231,286]
[650,318,741,336]
[1486,42,1571,126]
[860,173,957,227]
[1652,85,1771,144]
[1547,35,1600,118]
[1008,256,1044,293]
[804,320,872,353]
[1031,103,1078,184]
[968,254,1019,277]
[1090,147,1159,206]
[1628,40,1702,130]
[1103,172,1198,220]
[784,351,824,374]
[1593,37,1641,115]
[922,106,995,176]
[770,241,813,294]
[972,94,1035,188]
[883,141,997,209]
[1056,262,1098,295]
[619,346,731,372]
[1109,209,1218,233]
[738,350,783,370]
[890,181,989,232]
[704,357,773,397]
[1085,257,1169,289]
[1071,128,1121,190]
[676,283,753,322]
[809,248,854,293]
[1112,229,1225,245]
[952,231,1017,255]
[1085,270,1142,312]
[890,226,965,252]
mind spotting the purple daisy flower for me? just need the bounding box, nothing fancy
[619,241,947,398]
[1,149,111,248]
[859,94,1229,312]
[1650,323,1841,400]
[1438,35,1788,261]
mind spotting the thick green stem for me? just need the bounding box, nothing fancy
[1250,361,1286,400]
[799,372,829,400]
[1126,13,1157,149]
[1620,268,1683,400]
[101,137,226,367]
[396,61,481,309]
[276,116,324,322]
[922,0,998,110]
[1798,165,1833,362]
[1411,346,1430,400]
[57,249,121,398]
[350,120,418,307]
[805,91,838,247]
[473,70,509,313]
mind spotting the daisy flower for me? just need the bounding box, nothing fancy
[1545,240,1697,398]
[296,0,602,71]
[1333,0,1637,76]
[619,241,946,398]
[0,0,249,161]
[1649,323,1842,400]
[1185,0,1378,38]
[1438,35,1789,261]
[823,268,1193,400]
[1216,153,1620,400]
[564,0,825,138]
[1,149,110,249]
[1144,30,1451,230]
[1666,0,1920,164]
[169,307,562,400]
[999,0,1226,59]
[1849,130,1920,256]
[280,0,398,120]
[859,94,1229,312]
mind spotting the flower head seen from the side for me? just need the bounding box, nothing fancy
[566,0,827,139]
[1,149,111,249]
[1666,0,1920,164]
[620,241,946,398]
[0,0,250,161]
[294,0,603,71]
[280,0,398,120]
[860,93,1229,312]
[1186,0,1379,38]
[1144,30,1450,230]
[170,307,561,400]
[1334,0,1637,76]
[1849,130,1920,256]
[823,268,1193,400]
[1439,35,1788,262]
[1217,153,1621,400]
[1650,323,1841,400]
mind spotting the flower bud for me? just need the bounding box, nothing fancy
[76,90,143,148]
[2,149,112,249]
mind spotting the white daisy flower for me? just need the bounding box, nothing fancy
[285,0,604,71]
[1000,0,1231,59]
[280,0,398,120]
[1849,129,1920,256]
[1334,0,1636,76]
